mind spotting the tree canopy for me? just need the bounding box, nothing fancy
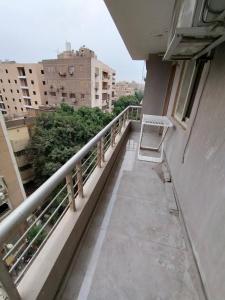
[28,92,143,186]
[28,104,113,186]
[112,94,142,115]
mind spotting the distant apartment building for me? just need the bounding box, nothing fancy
[115,81,135,98]
[115,81,144,99]
[0,46,116,117]
[0,113,26,220]
[0,62,47,118]
[42,46,116,111]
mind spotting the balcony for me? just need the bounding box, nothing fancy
[0,106,202,300]
[20,168,34,184]
[10,139,29,152]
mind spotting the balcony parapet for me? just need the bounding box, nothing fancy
[0,105,142,300]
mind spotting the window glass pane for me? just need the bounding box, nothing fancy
[175,61,195,121]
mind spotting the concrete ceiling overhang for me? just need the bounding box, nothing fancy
[104,0,175,60]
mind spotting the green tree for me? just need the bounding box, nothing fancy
[113,95,141,115]
[27,224,47,248]
[134,90,144,102]
[27,104,113,186]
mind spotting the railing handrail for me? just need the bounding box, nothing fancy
[0,105,141,244]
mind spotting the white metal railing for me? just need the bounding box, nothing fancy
[0,105,141,299]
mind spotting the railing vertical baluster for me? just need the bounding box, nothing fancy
[0,260,21,300]
[76,161,84,198]
[66,172,76,211]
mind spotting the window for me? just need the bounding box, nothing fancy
[81,93,85,99]
[0,79,2,83]
[21,108,24,111]
[10,89,13,93]
[5,97,7,101]
[35,101,38,105]
[19,99,21,102]
[29,69,32,74]
[41,70,44,74]
[14,80,17,84]
[0,95,2,101]
[3,89,5,92]
[17,90,19,93]
[62,92,67,97]
[8,79,10,83]
[13,98,15,102]
[44,91,47,95]
[5,69,8,73]
[70,93,75,98]
[95,95,99,99]
[46,101,48,105]
[68,65,75,75]
[31,80,34,84]
[42,81,46,85]
[15,106,17,110]
[33,91,36,95]
[173,60,205,126]
[7,105,9,108]
[49,92,56,96]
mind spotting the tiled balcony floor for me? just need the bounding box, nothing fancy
[56,130,204,300]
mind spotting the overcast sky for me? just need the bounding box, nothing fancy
[0,0,145,82]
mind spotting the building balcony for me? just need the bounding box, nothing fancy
[15,155,28,168]
[10,139,29,152]
[20,86,29,90]
[20,168,34,184]
[0,106,201,300]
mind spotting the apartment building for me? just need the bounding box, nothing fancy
[0,113,26,221]
[0,62,47,118]
[115,81,144,99]
[115,81,135,98]
[3,1,225,300]
[42,46,116,111]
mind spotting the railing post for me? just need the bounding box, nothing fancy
[118,117,122,134]
[110,125,115,147]
[101,137,104,163]
[76,161,84,198]
[97,137,105,168]
[0,260,21,300]
[66,172,76,211]
[136,108,139,120]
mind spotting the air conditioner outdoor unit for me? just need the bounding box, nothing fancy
[164,0,225,60]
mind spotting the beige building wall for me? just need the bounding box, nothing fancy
[7,123,34,185]
[0,62,47,118]
[115,81,135,98]
[0,113,25,220]
[42,47,116,112]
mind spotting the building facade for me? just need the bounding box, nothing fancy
[0,47,116,117]
[115,81,144,99]
[104,0,225,299]
[42,46,116,112]
[0,113,26,221]
[6,117,35,186]
[0,62,47,118]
